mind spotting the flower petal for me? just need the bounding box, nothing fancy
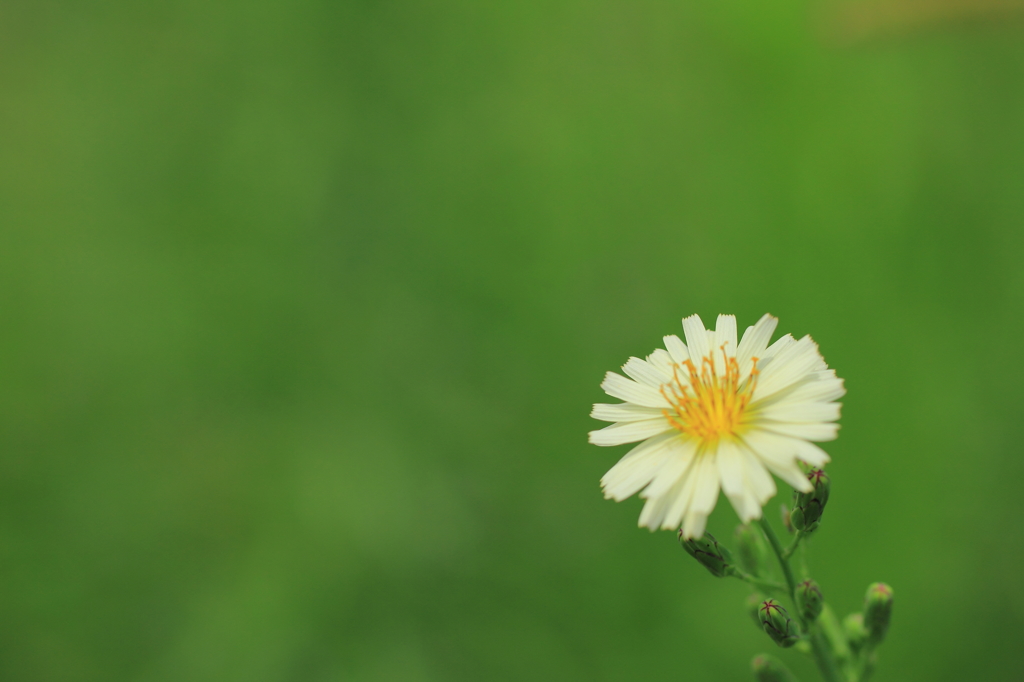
[640,437,699,500]
[591,403,666,423]
[687,454,721,519]
[754,336,824,400]
[742,430,814,492]
[681,512,708,538]
[757,401,841,424]
[793,439,831,467]
[622,356,671,388]
[600,371,669,408]
[589,419,674,446]
[738,314,778,358]
[646,348,674,377]
[759,334,794,364]
[737,313,778,382]
[682,314,710,362]
[717,439,759,522]
[638,479,681,530]
[761,421,839,442]
[663,458,702,530]
[740,444,777,506]
[638,443,697,531]
[753,375,845,408]
[787,376,845,403]
[663,334,689,364]
[714,314,738,353]
[601,432,678,501]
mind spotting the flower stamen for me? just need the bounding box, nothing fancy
[660,343,760,443]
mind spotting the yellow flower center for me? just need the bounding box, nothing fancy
[660,345,760,443]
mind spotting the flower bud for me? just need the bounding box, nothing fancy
[759,599,802,648]
[751,654,798,682]
[734,523,771,577]
[843,612,868,654]
[864,583,893,644]
[791,469,830,531]
[795,579,824,622]
[679,531,733,578]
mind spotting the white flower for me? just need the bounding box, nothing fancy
[590,314,845,538]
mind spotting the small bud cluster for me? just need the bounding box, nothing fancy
[843,582,894,656]
[790,468,830,532]
[672,467,894,682]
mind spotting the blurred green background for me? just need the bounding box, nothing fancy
[2,1,1024,680]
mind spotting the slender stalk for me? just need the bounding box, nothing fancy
[728,568,786,596]
[819,604,852,665]
[784,529,808,559]
[797,539,810,581]
[758,517,843,682]
[758,517,797,598]
[810,627,846,682]
[853,642,877,682]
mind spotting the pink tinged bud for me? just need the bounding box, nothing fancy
[864,582,893,644]
[758,599,802,648]
[796,579,824,622]
[791,468,830,531]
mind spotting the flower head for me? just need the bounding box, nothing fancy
[590,314,844,538]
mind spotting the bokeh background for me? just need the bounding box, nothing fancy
[3,1,1024,680]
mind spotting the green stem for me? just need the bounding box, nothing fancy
[810,626,846,682]
[758,517,797,598]
[819,604,852,666]
[784,529,808,559]
[758,518,843,682]
[853,642,877,682]
[728,568,786,596]
[798,539,810,581]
